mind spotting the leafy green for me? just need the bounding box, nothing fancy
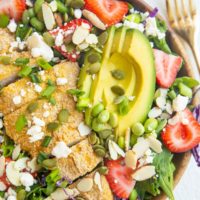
[153,148,175,200]
[135,149,175,200]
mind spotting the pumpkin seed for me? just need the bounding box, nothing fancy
[108,113,118,128]
[88,53,101,64]
[27,102,39,113]
[92,103,104,117]
[70,0,85,8]
[95,137,100,145]
[111,85,125,96]
[98,129,112,139]
[88,132,98,145]
[98,31,108,45]
[42,158,57,170]
[58,109,69,123]
[87,62,101,74]
[98,166,108,175]
[111,69,125,80]
[97,110,110,123]
[95,148,106,157]
[17,189,26,200]
[92,118,106,132]
[47,122,59,131]
[99,138,104,146]
[93,144,104,150]
[43,32,55,47]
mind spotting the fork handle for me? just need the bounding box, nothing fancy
[191,45,200,74]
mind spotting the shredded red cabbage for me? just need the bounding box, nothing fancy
[192,105,200,166]
[56,176,73,187]
[149,7,159,18]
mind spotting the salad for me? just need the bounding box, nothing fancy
[0,0,200,200]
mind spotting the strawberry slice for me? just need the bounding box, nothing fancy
[84,0,128,26]
[105,158,135,198]
[153,49,183,88]
[0,0,26,21]
[50,19,92,62]
[161,109,200,153]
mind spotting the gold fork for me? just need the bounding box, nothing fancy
[166,0,200,71]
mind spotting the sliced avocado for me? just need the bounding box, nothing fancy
[78,27,156,136]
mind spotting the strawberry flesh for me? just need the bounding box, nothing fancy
[84,0,128,26]
[105,158,135,198]
[162,109,200,153]
[153,49,182,88]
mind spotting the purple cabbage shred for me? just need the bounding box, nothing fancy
[192,105,200,166]
[149,7,159,18]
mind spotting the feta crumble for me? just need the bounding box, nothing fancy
[172,95,189,112]
[13,96,22,105]
[55,32,64,46]
[20,172,34,191]
[52,141,72,158]
[7,19,17,33]
[85,34,98,45]
[74,9,82,19]
[56,77,68,86]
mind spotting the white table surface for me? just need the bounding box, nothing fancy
[143,0,200,200]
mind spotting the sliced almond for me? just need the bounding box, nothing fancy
[112,141,125,157]
[132,165,156,181]
[12,144,21,160]
[147,136,162,153]
[0,181,6,191]
[6,161,21,186]
[125,128,131,151]
[132,138,150,159]
[77,178,93,192]
[0,156,5,177]
[42,3,56,30]
[82,9,106,30]
[51,188,79,200]
[125,150,137,170]
[94,172,102,192]
[108,140,118,160]
[14,157,29,171]
[27,157,41,173]
[72,26,90,45]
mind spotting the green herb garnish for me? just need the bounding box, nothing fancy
[15,58,30,66]
[15,115,28,131]
[67,89,85,97]
[42,136,52,147]
[18,66,32,77]
[37,58,52,70]
[41,85,56,99]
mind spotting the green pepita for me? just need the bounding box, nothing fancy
[95,148,106,157]
[98,166,108,175]
[92,103,104,117]
[99,138,104,146]
[108,113,118,128]
[27,102,39,113]
[58,109,69,123]
[144,118,158,132]
[92,118,106,132]
[17,189,26,200]
[97,110,110,123]
[98,31,108,45]
[70,0,85,8]
[87,62,101,75]
[111,69,125,80]
[47,122,59,131]
[88,53,101,64]
[42,158,57,170]
[88,132,98,145]
[111,85,125,96]
[98,129,112,139]
[43,32,55,47]
[131,122,145,136]
[93,144,105,151]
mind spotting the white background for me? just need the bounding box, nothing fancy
[144,0,200,199]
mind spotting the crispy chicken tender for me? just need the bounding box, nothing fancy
[0,62,79,115]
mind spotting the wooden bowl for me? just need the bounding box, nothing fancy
[127,0,199,199]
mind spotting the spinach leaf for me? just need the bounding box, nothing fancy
[153,148,175,200]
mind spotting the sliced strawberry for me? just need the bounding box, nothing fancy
[0,0,26,21]
[161,109,200,153]
[105,158,135,198]
[84,0,128,26]
[50,19,92,62]
[153,49,183,88]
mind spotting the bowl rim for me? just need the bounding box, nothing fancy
[127,0,192,199]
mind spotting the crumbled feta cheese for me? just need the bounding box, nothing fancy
[32,117,45,127]
[43,111,50,118]
[7,196,16,200]
[81,22,91,30]
[172,95,189,112]
[26,0,33,7]
[85,34,98,45]
[34,84,42,93]
[123,20,144,32]
[55,32,64,46]
[148,107,162,118]
[56,77,68,85]
[27,125,42,136]
[7,187,16,196]
[29,132,44,143]
[20,89,26,97]
[145,17,165,39]
[52,141,72,158]
[74,9,82,19]
[13,96,22,105]
[27,32,54,61]
[7,19,17,33]
[20,172,34,190]
[49,0,57,12]
[78,122,91,136]
[0,119,3,129]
